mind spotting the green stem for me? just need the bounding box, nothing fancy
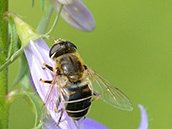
[0,0,8,129]
[45,4,63,35]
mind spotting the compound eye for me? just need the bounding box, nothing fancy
[49,43,61,58]
[67,41,77,50]
[49,40,77,59]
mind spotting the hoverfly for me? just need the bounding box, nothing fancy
[40,39,133,126]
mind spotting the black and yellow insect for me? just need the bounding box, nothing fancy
[41,39,133,125]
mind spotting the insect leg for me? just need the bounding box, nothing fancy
[92,91,101,101]
[40,78,52,84]
[42,63,54,72]
[56,108,64,127]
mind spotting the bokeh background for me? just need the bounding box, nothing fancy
[8,0,172,128]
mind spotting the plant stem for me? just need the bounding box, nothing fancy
[0,0,8,129]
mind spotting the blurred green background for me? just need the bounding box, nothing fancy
[8,0,172,128]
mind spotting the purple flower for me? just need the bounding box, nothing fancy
[43,117,108,129]
[50,0,96,32]
[138,104,148,129]
[24,39,149,129]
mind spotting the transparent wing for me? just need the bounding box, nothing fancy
[40,104,54,126]
[41,75,62,124]
[43,75,61,110]
[87,67,133,111]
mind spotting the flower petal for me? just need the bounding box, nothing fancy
[24,39,54,101]
[50,0,95,32]
[84,118,108,129]
[43,117,108,129]
[138,104,148,129]
[42,111,84,129]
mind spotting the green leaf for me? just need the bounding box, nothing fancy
[7,20,20,60]
[0,12,49,73]
[3,12,43,48]
[0,48,23,72]
[27,92,42,127]
[13,53,29,86]
[6,90,42,127]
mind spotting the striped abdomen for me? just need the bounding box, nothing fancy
[63,84,92,120]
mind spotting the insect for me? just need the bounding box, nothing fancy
[40,39,133,126]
